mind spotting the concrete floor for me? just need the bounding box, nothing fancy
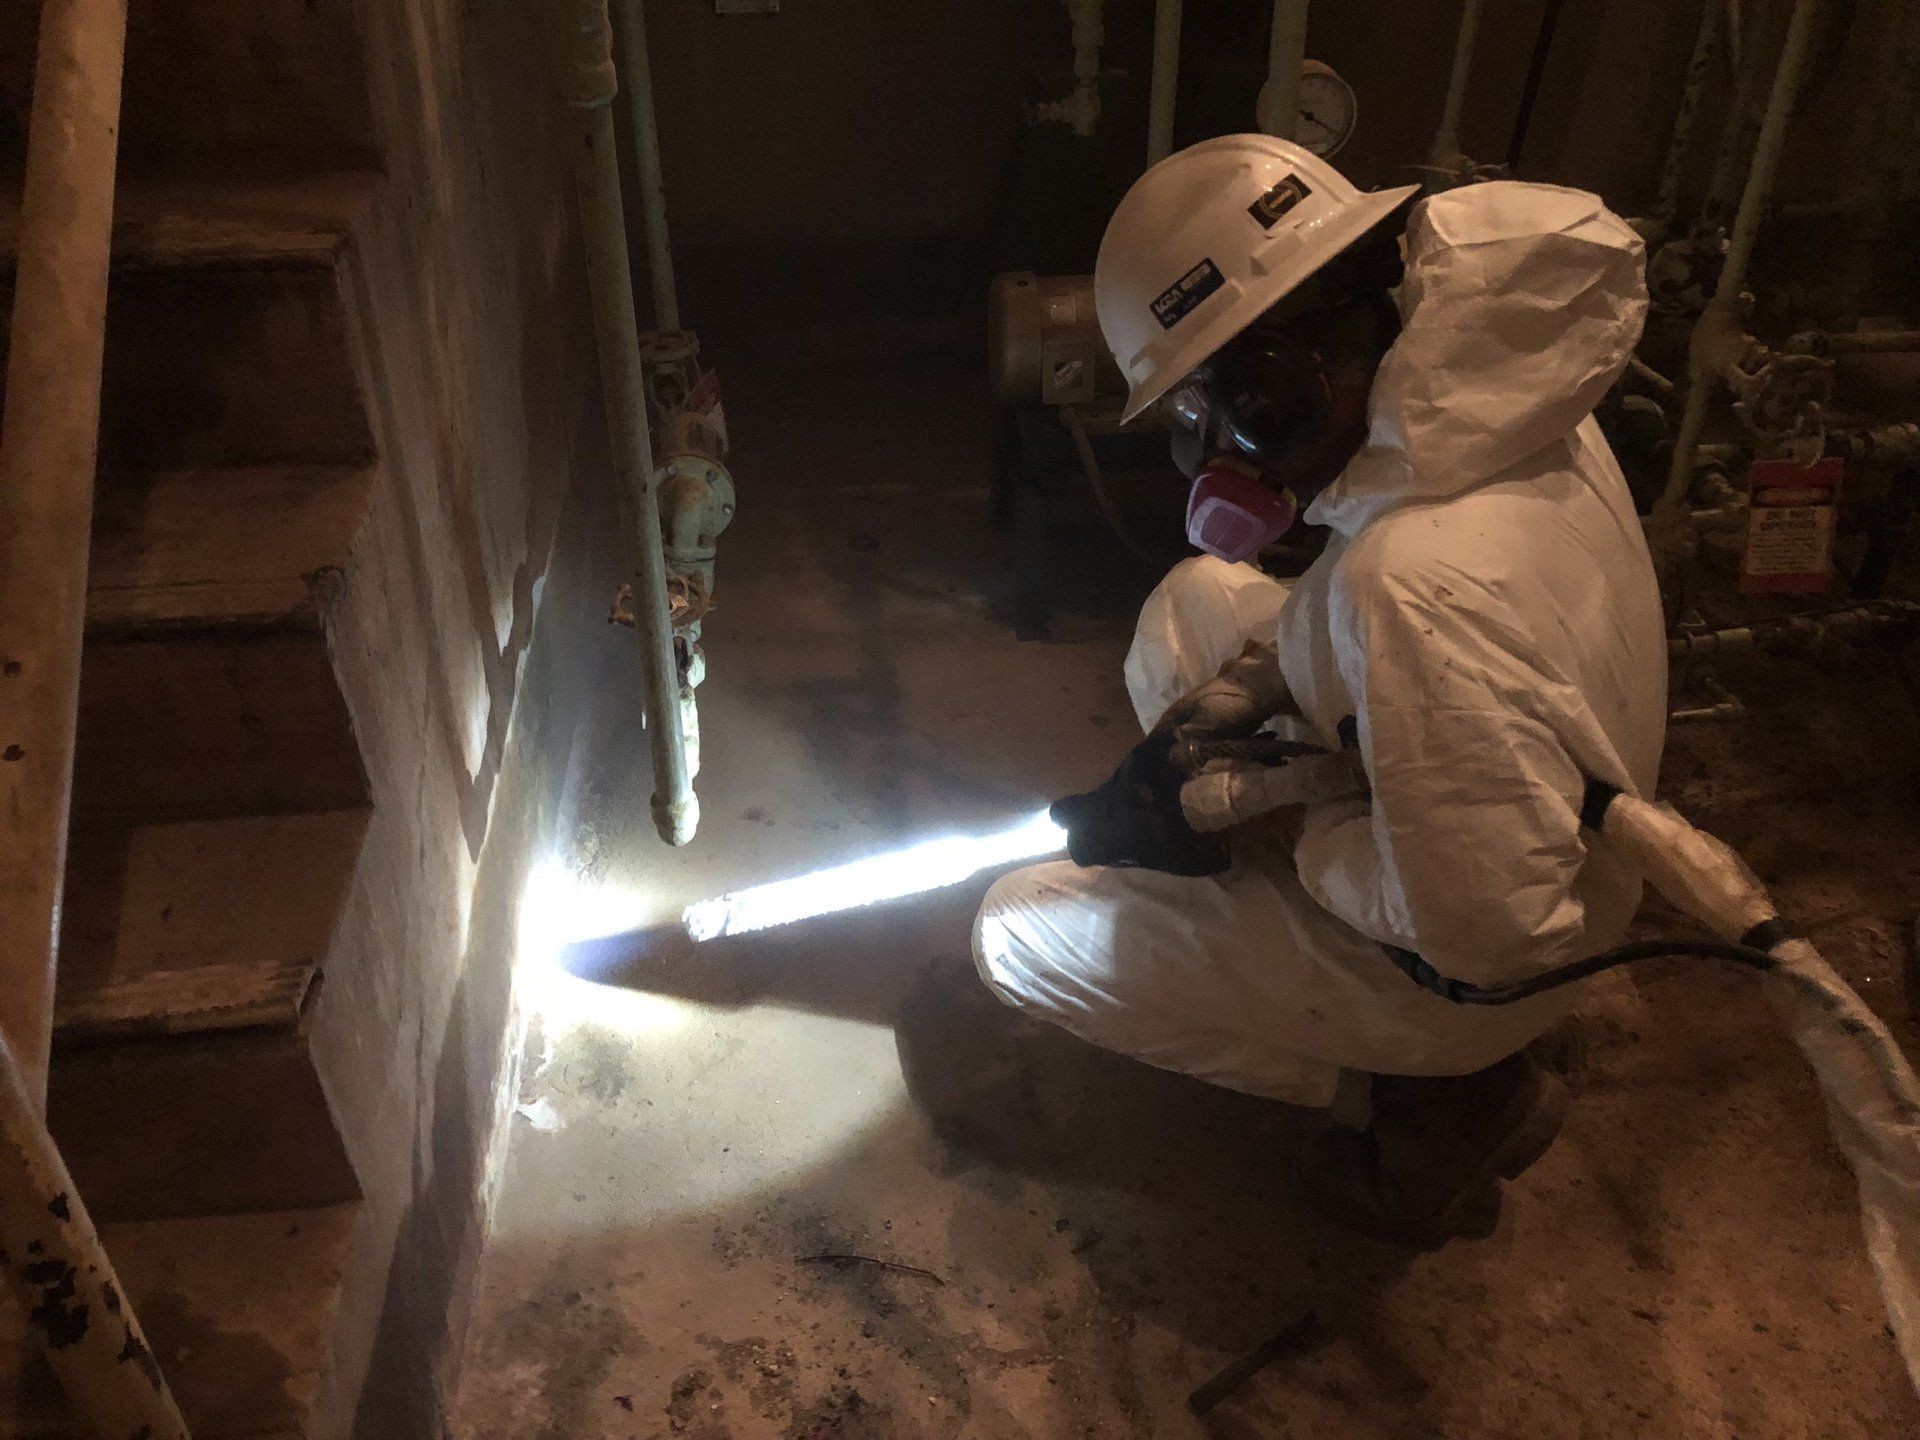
[450,352,1920,1438]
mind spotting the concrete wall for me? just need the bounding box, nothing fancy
[644,0,1695,255]
[643,0,1900,258]
[302,2,607,1435]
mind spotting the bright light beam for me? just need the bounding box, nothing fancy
[683,807,1068,941]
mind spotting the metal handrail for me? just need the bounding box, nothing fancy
[0,0,191,1433]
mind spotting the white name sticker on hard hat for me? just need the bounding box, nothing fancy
[1247,174,1313,231]
[1152,259,1226,331]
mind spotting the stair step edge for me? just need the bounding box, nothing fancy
[0,170,383,271]
[57,807,370,1042]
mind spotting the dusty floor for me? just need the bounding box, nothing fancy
[450,350,1920,1439]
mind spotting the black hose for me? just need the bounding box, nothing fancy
[1386,938,1780,1007]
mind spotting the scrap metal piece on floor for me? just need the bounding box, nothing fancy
[1187,1309,1317,1416]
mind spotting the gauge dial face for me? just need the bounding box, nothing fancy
[1259,60,1357,158]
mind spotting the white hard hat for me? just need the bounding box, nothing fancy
[1095,135,1419,422]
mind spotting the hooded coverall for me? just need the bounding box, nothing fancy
[973,183,1669,1106]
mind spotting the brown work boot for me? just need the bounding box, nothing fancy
[1291,1052,1566,1247]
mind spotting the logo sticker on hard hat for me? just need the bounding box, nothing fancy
[1247,174,1313,231]
[1151,258,1226,331]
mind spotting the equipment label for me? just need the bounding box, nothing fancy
[1247,174,1313,230]
[1741,456,1843,594]
[1152,258,1226,330]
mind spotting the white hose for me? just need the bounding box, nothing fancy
[1184,773,1920,1391]
[1603,795,1920,1394]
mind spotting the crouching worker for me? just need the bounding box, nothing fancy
[973,137,1668,1243]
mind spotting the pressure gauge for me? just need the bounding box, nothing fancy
[1258,59,1358,158]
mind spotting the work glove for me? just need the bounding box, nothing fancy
[1151,640,1293,743]
[1049,731,1231,877]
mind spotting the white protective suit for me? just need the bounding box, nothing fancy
[975,183,1669,1106]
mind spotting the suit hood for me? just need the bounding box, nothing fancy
[1306,182,1648,536]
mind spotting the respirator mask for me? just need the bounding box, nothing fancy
[1166,296,1389,564]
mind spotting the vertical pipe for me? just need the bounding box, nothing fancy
[1263,0,1310,143]
[1428,0,1484,173]
[1147,0,1183,167]
[0,0,128,1101]
[559,0,698,845]
[1654,0,1722,223]
[1657,0,1824,519]
[1505,0,1567,171]
[0,1029,190,1440]
[613,0,680,331]
[1703,0,1787,223]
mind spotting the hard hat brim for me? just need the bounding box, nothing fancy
[1120,182,1420,425]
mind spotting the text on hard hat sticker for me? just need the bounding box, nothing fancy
[1151,258,1226,331]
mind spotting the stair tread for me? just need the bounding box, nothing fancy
[0,170,380,269]
[0,1203,358,1440]
[57,808,369,1041]
[87,465,377,631]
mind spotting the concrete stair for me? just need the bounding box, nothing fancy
[0,2,379,180]
[51,807,368,1221]
[0,174,378,470]
[0,1204,359,1439]
[0,34,388,1426]
[77,462,376,818]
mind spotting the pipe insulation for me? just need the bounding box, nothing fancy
[559,0,698,844]
[1428,0,1484,174]
[613,0,680,330]
[1148,0,1183,167]
[1263,0,1310,143]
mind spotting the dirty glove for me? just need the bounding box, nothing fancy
[1049,732,1230,877]
[1152,640,1293,743]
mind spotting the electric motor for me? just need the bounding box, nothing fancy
[987,271,1122,407]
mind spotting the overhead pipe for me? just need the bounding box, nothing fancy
[1147,0,1183,167]
[1427,0,1485,180]
[1654,0,1825,532]
[612,0,680,331]
[1653,0,1723,227]
[1034,0,1105,137]
[1262,1,1310,143]
[1702,0,1788,224]
[557,0,698,845]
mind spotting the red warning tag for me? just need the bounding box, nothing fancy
[1741,456,1843,595]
